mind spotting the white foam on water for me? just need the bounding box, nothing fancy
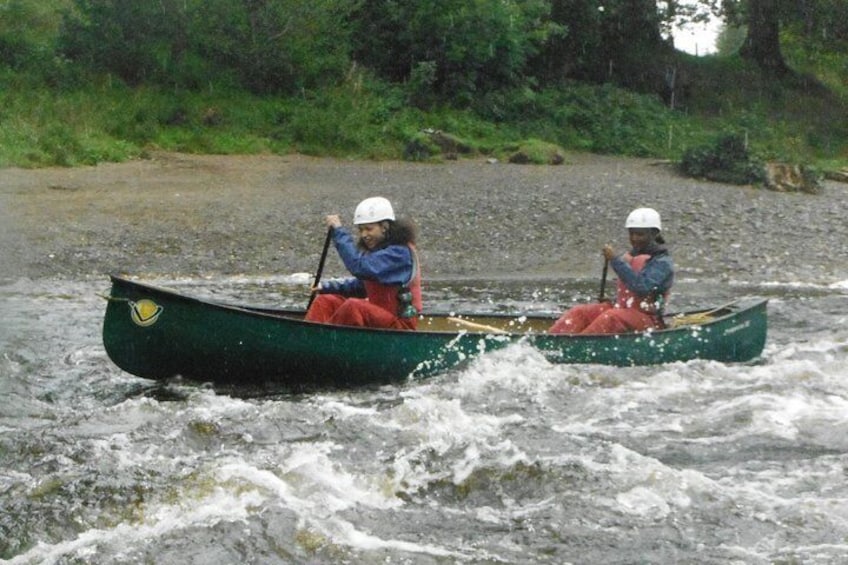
[313,398,379,419]
[7,275,848,563]
[528,440,721,524]
[429,332,845,542]
[615,486,674,519]
[451,342,572,401]
[301,367,540,506]
[729,278,848,292]
[549,434,844,562]
[7,486,264,565]
[376,392,527,489]
[318,521,471,558]
[10,438,467,563]
[0,469,37,493]
[770,336,848,361]
[214,452,471,559]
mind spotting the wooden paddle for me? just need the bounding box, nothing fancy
[598,258,609,302]
[447,316,508,334]
[306,228,333,310]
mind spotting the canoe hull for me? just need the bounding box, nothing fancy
[103,277,511,389]
[102,276,768,390]
[532,312,766,366]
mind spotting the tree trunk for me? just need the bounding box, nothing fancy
[739,0,789,74]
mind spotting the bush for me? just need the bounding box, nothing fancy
[680,133,765,184]
[504,138,565,165]
[60,0,356,94]
[351,0,553,105]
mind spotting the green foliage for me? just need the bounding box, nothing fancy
[0,0,847,171]
[60,0,355,94]
[532,0,669,93]
[403,129,476,162]
[193,0,355,94]
[0,0,77,85]
[0,0,68,66]
[351,0,553,105]
[61,0,191,86]
[473,83,680,157]
[679,133,765,184]
[783,0,848,54]
[0,79,142,167]
[403,131,442,162]
[781,31,848,99]
[502,138,565,165]
[677,52,848,164]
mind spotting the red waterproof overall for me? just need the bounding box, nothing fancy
[305,248,422,330]
[548,254,666,335]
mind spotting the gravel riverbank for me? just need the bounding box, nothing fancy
[2,152,846,285]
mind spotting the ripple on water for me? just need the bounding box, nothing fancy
[2,275,848,563]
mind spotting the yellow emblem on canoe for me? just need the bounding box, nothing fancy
[130,299,163,327]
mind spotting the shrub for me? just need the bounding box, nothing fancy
[680,133,765,184]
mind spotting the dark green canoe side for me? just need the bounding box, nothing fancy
[102,275,768,389]
[102,275,512,389]
[529,297,768,366]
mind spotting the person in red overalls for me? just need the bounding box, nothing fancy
[305,196,422,330]
[549,207,674,335]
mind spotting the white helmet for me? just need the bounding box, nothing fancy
[353,196,395,225]
[625,207,662,231]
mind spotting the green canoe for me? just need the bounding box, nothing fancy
[102,275,768,390]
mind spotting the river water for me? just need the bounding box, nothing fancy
[2,271,847,564]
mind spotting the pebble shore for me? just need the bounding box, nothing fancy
[2,152,846,285]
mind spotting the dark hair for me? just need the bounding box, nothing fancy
[357,217,418,251]
[386,218,417,245]
[654,229,666,245]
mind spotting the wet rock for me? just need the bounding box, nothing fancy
[764,162,821,194]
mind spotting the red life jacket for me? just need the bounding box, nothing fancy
[615,253,669,315]
[361,244,422,322]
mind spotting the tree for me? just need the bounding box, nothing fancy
[61,0,196,86]
[528,0,598,83]
[738,0,789,74]
[195,0,355,94]
[350,0,553,105]
[691,0,846,74]
[787,0,848,51]
[60,0,355,93]
[531,0,672,92]
[0,0,72,70]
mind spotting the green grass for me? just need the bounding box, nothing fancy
[1,54,846,170]
[675,52,848,164]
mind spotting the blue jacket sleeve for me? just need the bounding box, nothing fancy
[610,253,674,296]
[319,277,366,297]
[331,227,414,285]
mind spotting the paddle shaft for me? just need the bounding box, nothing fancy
[307,228,333,310]
[447,317,508,334]
[598,258,609,302]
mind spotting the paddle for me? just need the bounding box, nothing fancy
[598,258,609,302]
[447,316,508,334]
[306,228,333,310]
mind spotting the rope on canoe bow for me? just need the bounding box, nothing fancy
[98,294,130,302]
[666,302,736,328]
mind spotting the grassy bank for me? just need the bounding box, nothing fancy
[1,54,846,170]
